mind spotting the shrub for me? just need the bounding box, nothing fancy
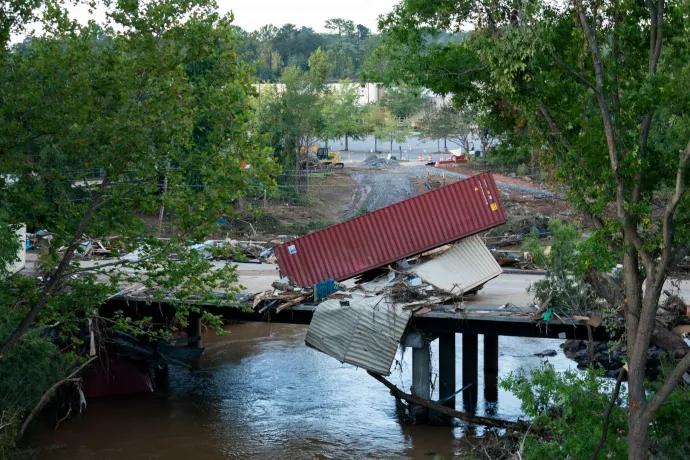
[516,163,529,177]
[501,363,629,459]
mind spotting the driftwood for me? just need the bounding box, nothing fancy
[652,323,690,358]
[276,297,306,313]
[18,356,97,438]
[367,371,519,429]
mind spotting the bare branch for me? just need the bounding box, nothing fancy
[658,140,690,278]
[647,352,690,415]
[552,53,597,92]
[18,356,97,438]
[439,65,489,78]
[575,0,625,217]
[634,0,665,203]
[367,371,518,429]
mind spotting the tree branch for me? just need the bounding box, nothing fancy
[657,140,690,279]
[367,371,518,429]
[0,179,109,360]
[589,368,627,460]
[552,53,597,92]
[65,249,165,276]
[18,356,97,439]
[575,0,624,218]
[634,0,665,203]
[631,235,654,272]
[647,352,690,415]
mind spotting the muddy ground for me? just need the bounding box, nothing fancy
[226,163,574,240]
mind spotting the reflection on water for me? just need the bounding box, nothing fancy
[35,323,573,459]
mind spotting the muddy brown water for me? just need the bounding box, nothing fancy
[34,323,572,459]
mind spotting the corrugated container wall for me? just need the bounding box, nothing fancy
[275,172,507,286]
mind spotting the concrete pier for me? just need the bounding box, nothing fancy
[462,333,478,412]
[438,333,456,410]
[408,332,431,423]
[484,335,499,405]
[188,314,202,348]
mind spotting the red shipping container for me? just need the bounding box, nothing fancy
[275,172,507,286]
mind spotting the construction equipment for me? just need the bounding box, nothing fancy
[316,148,344,169]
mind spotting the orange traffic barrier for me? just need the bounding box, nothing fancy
[428,154,432,162]
[418,155,423,162]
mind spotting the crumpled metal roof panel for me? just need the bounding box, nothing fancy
[411,235,502,294]
[305,295,411,375]
[275,172,506,286]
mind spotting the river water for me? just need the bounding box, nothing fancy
[35,322,573,460]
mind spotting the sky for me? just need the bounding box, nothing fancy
[212,0,400,33]
[11,0,401,43]
[62,0,401,34]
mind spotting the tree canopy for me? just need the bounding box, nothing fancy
[235,18,380,82]
[377,0,690,457]
[0,0,277,377]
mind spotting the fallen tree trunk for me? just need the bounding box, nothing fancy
[18,356,97,439]
[367,371,519,429]
[652,323,690,359]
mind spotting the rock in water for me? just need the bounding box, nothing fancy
[534,349,558,358]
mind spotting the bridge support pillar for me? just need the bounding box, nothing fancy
[438,333,456,411]
[484,334,499,406]
[408,332,431,423]
[188,314,202,349]
[462,333,478,412]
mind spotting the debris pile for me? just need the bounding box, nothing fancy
[359,155,400,169]
[492,249,543,270]
[25,229,53,250]
[253,173,509,374]
[188,239,273,263]
[33,232,278,264]
[561,340,666,378]
[249,234,503,374]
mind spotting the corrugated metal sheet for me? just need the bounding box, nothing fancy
[305,295,411,375]
[411,235,502,294]
[313,279,336,302]
[275,172,506,286]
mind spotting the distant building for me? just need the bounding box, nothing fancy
[253,82,448,108]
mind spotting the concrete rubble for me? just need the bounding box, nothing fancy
[359,155,401,169]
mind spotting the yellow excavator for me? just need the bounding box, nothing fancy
[315,147,344,169]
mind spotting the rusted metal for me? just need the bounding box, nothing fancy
[275,172,507,286]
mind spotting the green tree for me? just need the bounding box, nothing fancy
[378,0,690,456]
[322,80,366,151]
[308,47,335,89]
[0,0,277,360]
[364,104,411,155]
[256,66,324,189]
[380,85,428,120]
[418,103,474,152]
[324,18,355,38]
